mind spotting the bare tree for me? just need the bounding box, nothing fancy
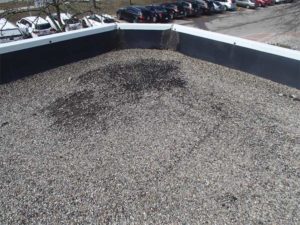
[0,0,101,33]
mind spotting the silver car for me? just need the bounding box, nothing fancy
[46,13,82,32]
[214,0,237,10]
[236,0,257,8]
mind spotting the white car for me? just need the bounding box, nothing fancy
[16,16,55,38]
[46,13,82,32]
[0,18,24,43]
[213,0,237,10]
[82,14,116,28]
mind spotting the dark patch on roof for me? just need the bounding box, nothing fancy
[44,59,186,131]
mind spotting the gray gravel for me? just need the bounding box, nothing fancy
[0,49,300,224]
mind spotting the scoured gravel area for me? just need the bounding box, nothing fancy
[1,49,300,224]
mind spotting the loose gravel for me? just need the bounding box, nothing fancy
[0,49,300,224]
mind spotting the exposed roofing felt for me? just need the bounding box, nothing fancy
[0,49,299,224]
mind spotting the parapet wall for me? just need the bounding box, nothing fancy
[0,23,299,89]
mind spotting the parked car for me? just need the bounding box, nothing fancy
[117,6,150,23]
[145,5,172,22]
[46,13,82,32]
[160,2,188,19]
[16,16,55,38]
[236,0,258,8]
[177,0,204,16]
[82,14,116,28]
[202,0,220,14]
[211,1,227,12]
[213,0,237,10]
[0,18,24,43]
[274,0,285,3]
[117,6,155,23]
[190,0,216,15]
[174,1,195,16]
[262,0,275,5]
[257,0,267,6]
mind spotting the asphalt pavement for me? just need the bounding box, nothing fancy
[174,1,300,50]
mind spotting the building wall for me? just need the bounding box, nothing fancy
[1,24,299,89]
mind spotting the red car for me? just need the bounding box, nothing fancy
[262,0,275,5]
[256,0,267,6]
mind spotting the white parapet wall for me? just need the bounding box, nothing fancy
[0,23,299,89]
[172,24,300,61]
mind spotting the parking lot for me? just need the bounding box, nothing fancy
[107,1,300,50]
[171,2,300,50]
[1,1,299,50]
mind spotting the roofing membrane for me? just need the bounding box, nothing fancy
[0,48,299,224]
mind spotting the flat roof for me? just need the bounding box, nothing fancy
[1,49,299,224]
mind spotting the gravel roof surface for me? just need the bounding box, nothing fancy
[1,49,300,224]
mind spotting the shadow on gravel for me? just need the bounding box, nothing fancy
[79,59,186,91]
[44,90,112,131]
[44,59,186,131]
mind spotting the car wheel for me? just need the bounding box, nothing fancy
[170,13,174,20]
[184,11,188,17]
[152,16,157,23]
[132,17,138,23]
[246,5,250,8]
[82,20,87,28]
[117,13,121,20]
[225,6,229,10]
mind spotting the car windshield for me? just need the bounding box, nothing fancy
[131,7,143,15]
[90,15,101,22]
[155,7,167,13]
[183,2,191,7]
[52,15,79,24]
[0,28,22,38]
[170,4,178,9]
[64,17,79,24]
[147,6,167,13]
[103,17,115,23]
[90,15,114,23]
[35,23,51,30]
[52,15,59,21]
[133,8,143,15]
